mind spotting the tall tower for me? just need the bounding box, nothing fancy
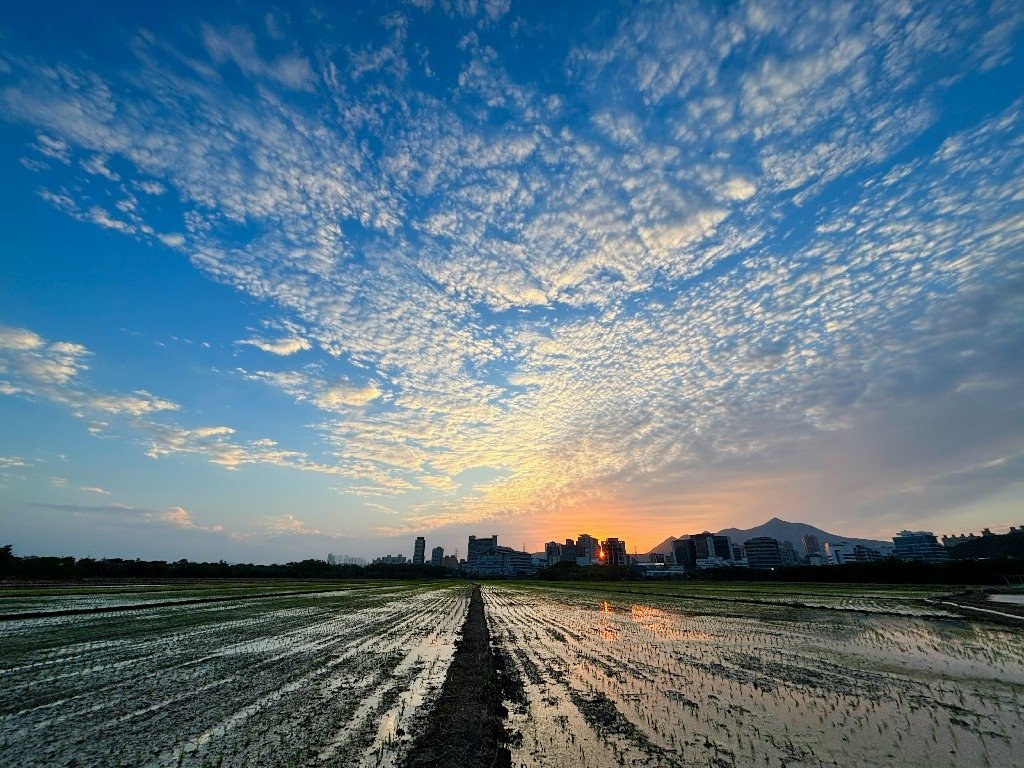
[413,536,426,565]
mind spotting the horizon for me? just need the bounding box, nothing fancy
[5,514,1012,565]
[2,1,1023,563]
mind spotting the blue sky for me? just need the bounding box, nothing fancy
[1,0,1023,562]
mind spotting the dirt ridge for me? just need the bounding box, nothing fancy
[405,584,514,768]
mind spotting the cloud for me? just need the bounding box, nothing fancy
[78,486,110,494]
[314,380,382,409]
[34,501,147,515]
[162,506,224,532]
[32,501,226,534]
[264,513,337,537]
[200,24,314,90]
[157,232,185,248]
[238,335,311,356]
[0,323,178,415]
[2,3,1022,543]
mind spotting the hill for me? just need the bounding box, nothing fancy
[648,518,889,556]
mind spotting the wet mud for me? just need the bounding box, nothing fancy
[405,584,517,768]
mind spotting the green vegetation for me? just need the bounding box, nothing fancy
[0,544,463,582]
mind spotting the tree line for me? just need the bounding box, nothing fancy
[0,545,464,581]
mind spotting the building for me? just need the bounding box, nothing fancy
[672,532,742,570]
[465,535,535,576]
[942,533,978,547]
[853,544,885,562]
[600,537,628,566]
[576,534,600,565]
[823,540,857,565]
[893,531,949,563]
[372,554,407,564]
[780,541,798,567]
[801,534,821,557]
[441,554,459,569]
[544,541,564,567]
[413,537,426,565]
[431,546,444,567]
[743,537,784,569]
[673,537,698,570]
[467,535,499,564]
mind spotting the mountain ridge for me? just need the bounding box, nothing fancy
[647,518,890,556]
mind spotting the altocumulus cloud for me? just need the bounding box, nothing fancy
[1,0,1022,540]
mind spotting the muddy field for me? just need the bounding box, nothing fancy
[487,583,1024,768]
[0,581,469,767]
[2,580,1022,767]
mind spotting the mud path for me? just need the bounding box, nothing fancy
[405,584,514,768]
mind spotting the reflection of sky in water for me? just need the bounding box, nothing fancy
[989,594,1024,604]
[486,585,1024,768]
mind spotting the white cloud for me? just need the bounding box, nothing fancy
[0,324,178,416]
[200,24,314,90]
[238,336,311,356]
[158,232,185,248]
[314,380,382,409]
[162,506,224,532]
[2,4,1022,537]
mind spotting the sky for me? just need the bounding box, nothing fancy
[1,0,1023,563]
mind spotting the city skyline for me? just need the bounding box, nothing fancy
[2,1,1024,563]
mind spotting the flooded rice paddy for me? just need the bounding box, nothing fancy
[0,582,469,767]
[1,580,1022,767]
[485,584,1024,768]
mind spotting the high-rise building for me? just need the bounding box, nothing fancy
[464,535,534,576]
[801,534,821,557]
[601,537,627,566]
[673,537,698,570]
[467,535,499,563]
[431,546,444,567]
[544,541,563,567]
[824,541,851,564]
[576,534,599,565]
[892,531,949,563]
[413,536,426,565]
[672,532,739,570]
[743,537,784,569]
[780,541,798,567]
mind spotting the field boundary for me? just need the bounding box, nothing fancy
[404,584,515,768]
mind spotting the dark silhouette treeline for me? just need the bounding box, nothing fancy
[0,545,464,582]
[537,562,641,581]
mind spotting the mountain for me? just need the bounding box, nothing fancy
[647,518,890,556]
[647,536,679,556]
